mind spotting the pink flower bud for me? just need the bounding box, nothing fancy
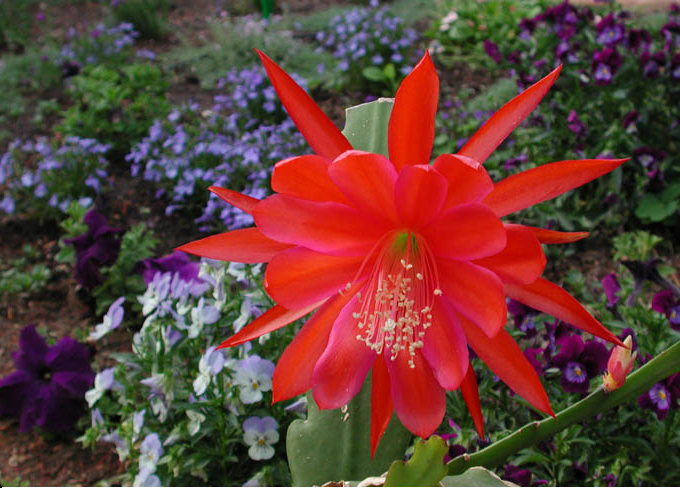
[603,335,636,392]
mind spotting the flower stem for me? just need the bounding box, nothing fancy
[447,340,680,476]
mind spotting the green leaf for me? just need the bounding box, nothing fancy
[342,98,394,156]
[635,194,678,222]
[384,436,448,487]
[440,467,515,487]
[363,66,386,82]
[286,376,411,486]
[383,63,396,81]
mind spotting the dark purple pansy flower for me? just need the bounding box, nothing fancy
[519,17,537,40]
[633,146,666,182]
[622,110,638,130]
[640,50,666,78]
[638,374,680,420]
[651,290,680,330]
[550,335,609,394]
[524,348,544,375]
[670,53,680,81]
[591,48,623,85]
[602,273,621,308]
[604,473,618,487]
[567,110,587,139]
[660,21,680,51]
[626,28,652,53]
[484,40,502,64]
[508,298,538,336]
[135,251,201,285]
[596,14,625,46]
[504,464,548,486]
[0,325,94,433]
[503,154,528,171]
[64,210,122,289]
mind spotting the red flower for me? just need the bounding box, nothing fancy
[179,51,625,454]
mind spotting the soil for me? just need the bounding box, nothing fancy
[1,0,677,486]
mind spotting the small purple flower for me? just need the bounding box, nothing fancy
[602,273,621,308]
[626,28,652,53]
[633,146,666,181]
[504,464,548,486]
[503,154,527,171]
[567,110,587,139]
[136,251,200,285]
[550,335,608,394]
[64,210,122,289]
[89,296,125,340]
[484,40,502,64]
[622,110,638,130]
[651,290,680,330]
[604,473,618,487]
[139,432,164,470]
[243,416,279,460]
[0,325,94,433]
[670,53,680,81]
[234,355,275,404]
[591,48,623,85]
[596,14,625,46]
[640,50,666,78]
[638,374,680,420]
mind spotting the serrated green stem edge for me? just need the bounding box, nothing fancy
[447,340,680,476]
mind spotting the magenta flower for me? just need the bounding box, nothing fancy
[601,273,621,308]
[0,325,94,433]
[549,335,608,394]
[651,290,680,330]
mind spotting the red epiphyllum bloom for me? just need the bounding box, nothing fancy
[179,50,626,455]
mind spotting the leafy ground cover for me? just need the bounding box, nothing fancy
[1,0,679,486]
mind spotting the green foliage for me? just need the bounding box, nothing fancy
[112,0,169,40]
[55,202,90,265]
[441,467,512,487]
[0,0,35,52]
[0,245,52,295]
[92,223,158,316]
[58,64,170,159]
[612,231,662,262]
[384,436,448,486]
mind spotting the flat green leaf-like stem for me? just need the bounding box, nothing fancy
[447,340,680,475]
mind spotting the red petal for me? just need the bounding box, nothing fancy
[272,283,363,403]
[474,224,546,285]
[437,259,507,338]
[433,154,494,210]
[370,356,393,458]
[423,204,506,260]
[218,302,321,349]
[505,278,624,346]
[177,227,292,263]
[458,65,562,164]
[209,186,260,214]
[328,150,398,225]
[256,50,352,160]
[388,52,439,170]
[271,155,348,204]
[459,364,485,439]
[265,247,363,309]
[394,164,448,229]
[483,158,628,217]
[421,298,469,390]
[312,295,377,409]
[386,349,445,438]
[457,311,553,416]
[516,225,590,244]
[253,194,388,256]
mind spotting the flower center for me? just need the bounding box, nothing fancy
[353,231,441,368]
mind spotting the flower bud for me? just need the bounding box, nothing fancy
[602,335,636,392]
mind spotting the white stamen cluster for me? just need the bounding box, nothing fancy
[353,234,441,368]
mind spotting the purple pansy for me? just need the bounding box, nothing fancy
[243,416,279,461]
[602,273,621,308]
[591,48,623,85]
[0,325,94,433]
[234,355,275,404]
[135,251,201,285]
[504,464,548,486]
[651,290,680,330]
[567,110,587,139]
[638,374,680,420]
[484,40,502,64]
[640,50,666,78]
[549,335,608,394]
[670,53,680,81]
[508,299,538,336]
[622,110,639,131]
[633,146,666,181]
[64,210,122,289]
[626,28,652,53]
[596,13,625,46]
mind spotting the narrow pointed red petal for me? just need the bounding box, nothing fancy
[257,50,352,159]
[177,227,292,263]
[271,155,348,204]
[209,186,260,214]
[253,194,389,256]
[474,224,546,285]
[218,301,321,349]
[516,225,590,244]
[437,259,507,338]
[370,356,393,458]
[424,204,506,260]
[505,278,624,346]
[312,295,377,409]
[433,154,494,210]
[386,350,446,438]
[328,150,399,225]
[421,298,469,390]
[394,164,448,229]
[483,158,628,217]
[388,52,439,170]
[459,65,562,164]
[272,283,363,403]
[457,311,553,416]
[265,247,363,309]
[459,364,485,439]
